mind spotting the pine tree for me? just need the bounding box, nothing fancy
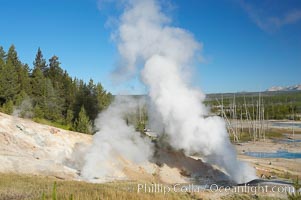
[6,45,20,68]
[0,46,6,105]
[33,48,47,75]
[15,63,31,105]
[86,79,98,120]
[96,82,112,112]
[65,109,74,127]
[62,71,76,118]
[4,45,24,101]
[0,57,19,102]
[47,55,63,86]
[6,46,31,105]
[21,64,32,95]
[44,78,62,121]
[2,100,14,114]
[74,106,92,134]
[0,45,113,130]
[74,80,86,120]
[0,46,6,65]
[47,56,65,115]
[33,105,44,119]
[31,67,46,107]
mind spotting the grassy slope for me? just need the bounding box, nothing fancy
[0,173,287,200]
[0,173,193,200]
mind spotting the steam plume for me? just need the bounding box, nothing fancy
[114,0,256,183]
[82,0,256,183]
[81,96,153,180]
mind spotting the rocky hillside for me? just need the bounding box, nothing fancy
[0,112,228,184]
[0,112,91,179]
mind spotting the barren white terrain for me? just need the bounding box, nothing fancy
[0,112,229,184]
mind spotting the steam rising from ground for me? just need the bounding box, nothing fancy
[143,56,255,183]
[82,0,256,183]
[81,96,153,179]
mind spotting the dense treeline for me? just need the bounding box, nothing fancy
[0,45,112,134]
[205,91,301,120]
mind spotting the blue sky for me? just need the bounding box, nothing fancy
[0,0,300,94]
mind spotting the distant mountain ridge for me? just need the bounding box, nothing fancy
[267,84,301,92]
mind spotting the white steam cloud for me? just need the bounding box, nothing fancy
[143,56,255,183]
[81,96,153,180]
[115,0,255,183]
[82,0,256,183]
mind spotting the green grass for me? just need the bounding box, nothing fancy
[229,128,286,143]
[0,173,290,200]
[0,173,194,200]
[33,118,71,131]
[265,130,283,139]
